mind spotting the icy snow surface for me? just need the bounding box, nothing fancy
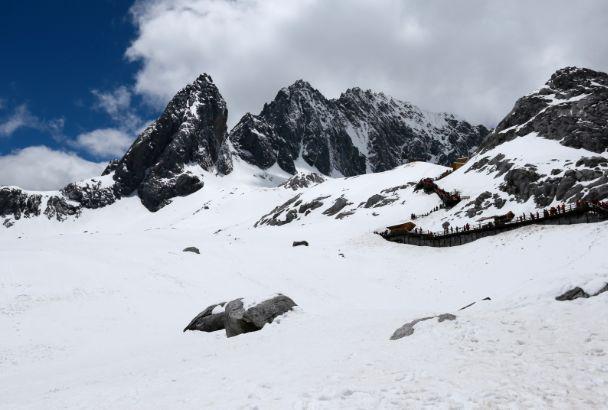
[1,161,607,409]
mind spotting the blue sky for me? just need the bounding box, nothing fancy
[0,0,152,161]
[1,0,607,190]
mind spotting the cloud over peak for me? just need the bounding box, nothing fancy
[127,0,608,127]
[0,146,105,190]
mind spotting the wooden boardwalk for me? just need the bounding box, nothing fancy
[380,203,608,248]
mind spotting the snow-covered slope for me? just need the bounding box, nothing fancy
[1,160,607,408]
[1,66,608,408]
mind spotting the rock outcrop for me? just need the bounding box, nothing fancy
[390,313,456,340]
[481,67,608,153]
[184,295,297,338]
[459,66,608,215]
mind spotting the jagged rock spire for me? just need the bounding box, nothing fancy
[112,73,231,211]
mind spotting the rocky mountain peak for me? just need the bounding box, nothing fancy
[546,66,608,92]
[231,80,488,176]
[272,79,327,108]
[481,66,608,153]
[111,72,231,211]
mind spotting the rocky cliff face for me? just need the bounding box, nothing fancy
[0,74,232,222]
[230,81,488,176]
[461,67,608,213]
[481,67,608,153]
[113,74,231,211]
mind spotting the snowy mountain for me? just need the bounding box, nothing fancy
[230,80,489,176]
[0,75,486,216]
[2,67,608,408]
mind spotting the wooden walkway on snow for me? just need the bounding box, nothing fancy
[380,204,608,248]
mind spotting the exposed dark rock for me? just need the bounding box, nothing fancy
[459,302,476,311]
[255,194,303,227]
[576,156,608,168]
[322,197,352,216]
[112,74,229,211]
[335,210,355,219]
[230,80,488,177]
[437,313,457,322]
[465,191,493,217]
[0,188,42,220]
[298,196,330,214]
[101,159,120,176]
[224,295,297,338]
[183,302,226,332]
[380,184,412,194]
[280,172,325,190]
[361,194,399,208]
[292,241,309,247]
[230,113,279,169]
[43,196,81,221]
[183,246,200,254]
[481,67,608,154]
[556,284,608,301]
[62,180,117,209]
[556,287,590,301]
[390,313,456,340]
[594,283,608,297]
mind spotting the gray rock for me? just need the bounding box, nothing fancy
[292,241,309,247]
[62,180,117,209]
[576,156,608,168]
[280,173,325,190]
[390,316,434,340]
[481,67,608,154]
[255,194,302,227]
[322,197,352,216]
[556,287,589,301]
[556,284,608,301]
[298,196,330,214]
[224,295,297,338]
[229,80,488,177]
[390,313,456,340]
[437,313,457,322]
[183,302,226,332]
[183,247,200,254]
[112,74,229,211]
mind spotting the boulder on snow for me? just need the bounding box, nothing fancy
[555,284,607,301]
[292,240,309,247]
[183,302,226,332]
[183,246,200,254]
[184,295,297,338]
[555,287,589,301]
[225,295,297,338]
[390,313,456,340]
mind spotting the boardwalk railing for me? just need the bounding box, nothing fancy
[379,203,608,248]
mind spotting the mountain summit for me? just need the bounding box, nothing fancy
[1,67,606,223]
[230,80,489,176]
[111,74,232,211]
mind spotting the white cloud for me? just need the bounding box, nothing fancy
[67,87,144,159]
[0,104,64,138]
[93,86,131,116]
[0,146,105,191]
[127,0,608,127]
[0,105,39,136]
[71,128,134,158]
[91,86,144,132]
